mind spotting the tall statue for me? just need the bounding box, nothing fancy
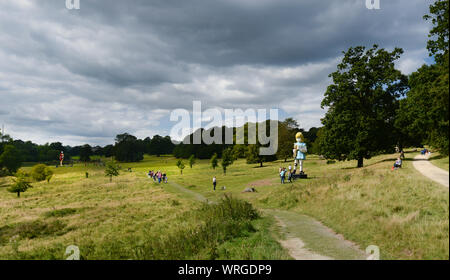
[59,151,64,166]
[293,132,307,178]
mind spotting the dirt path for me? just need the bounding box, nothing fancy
[413,154,449,188]
[264,209,367,260]
[168,181,367,260]
[166,181,212,203]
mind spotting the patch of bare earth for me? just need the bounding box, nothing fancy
[274,216,332,260]
[247,179,275,188]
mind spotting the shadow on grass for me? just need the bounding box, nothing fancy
[341,156,415,170]
[429,154,447,161]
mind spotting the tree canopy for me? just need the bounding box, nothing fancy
[319,45,408,167]
[397,0,449,154]
[0,145,22,174]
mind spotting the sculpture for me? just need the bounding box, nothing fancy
[293,132,307,179]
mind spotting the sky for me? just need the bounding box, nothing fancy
[0,0,434,146]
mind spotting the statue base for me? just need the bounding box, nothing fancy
[292,172,307,179]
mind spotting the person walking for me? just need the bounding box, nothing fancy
[213,176,217,191]
[280,168,286,184]
[288,171,293,183]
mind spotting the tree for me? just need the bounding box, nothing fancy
[105,161,120,182]
[103,145,114,158]
[221,148,235,175]
[79,144,92,162]
[423,0,449,64]
[320,45,408,167]
[396,0,449,154]
[413,0,449,154]
[210,153,218,170]
[310,128,324,155]
[176,159,185,174]
[188,155,196,168]
[8,176,32,198]
[114,133,144,162]
[232,145,247,159]
[31,164,53,182]
[276,120,298,162]
[0,145,22,174]
[148,135,176,156]
[246,144,264,167]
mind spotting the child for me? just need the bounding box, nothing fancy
[393,158,402,169]
[213,176,217,191]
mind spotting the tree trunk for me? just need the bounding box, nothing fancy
[17,192,20,198]
[260,161,263,167]
[110,176,112,182]
[357,157,364,168]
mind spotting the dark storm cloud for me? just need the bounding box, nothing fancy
[0,0,432,145]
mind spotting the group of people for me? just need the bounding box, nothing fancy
[148,170,168,184]
[279,165,294,184]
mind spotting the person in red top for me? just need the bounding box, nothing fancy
[59,151,64,166]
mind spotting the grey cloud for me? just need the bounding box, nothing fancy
[0,0,432,145]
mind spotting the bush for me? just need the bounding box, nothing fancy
[135,195,259,259]
[7,176,32,198]
[105,161,119,182]
[31,164,53,182]
[0,145,22,175]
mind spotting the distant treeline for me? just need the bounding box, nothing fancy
[0,132,175,166]
[173,119,320,160]
[0,119,319,174]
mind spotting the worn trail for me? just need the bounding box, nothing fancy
[168,181,367,260]
[413,155,449,188]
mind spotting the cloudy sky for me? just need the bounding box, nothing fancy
[0,0,433,146]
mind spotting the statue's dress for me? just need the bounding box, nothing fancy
[295,142,307,160]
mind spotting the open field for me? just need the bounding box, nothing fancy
[429,153,449,171]
[0,152,448,260]
[0,158,289,260]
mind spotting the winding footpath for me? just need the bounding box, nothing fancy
[167,181,367,260]
[413,155,449,188]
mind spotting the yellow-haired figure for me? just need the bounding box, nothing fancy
[293,132,307,175]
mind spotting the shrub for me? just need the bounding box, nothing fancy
[31,164,53,182]
[7,176,32,198]
[0,145,22,175]
[105,161,119,182]
[135,195,259,259]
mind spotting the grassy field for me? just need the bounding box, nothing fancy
[429,153,449,171]
[0,157,289,260]
[0,151,448,260]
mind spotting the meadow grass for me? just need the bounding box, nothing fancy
[429,153,449,171]
[0,157,289,260]
[132,151,448,260]
[0,151,448,259]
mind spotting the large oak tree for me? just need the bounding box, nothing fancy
[319,45,408,167]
